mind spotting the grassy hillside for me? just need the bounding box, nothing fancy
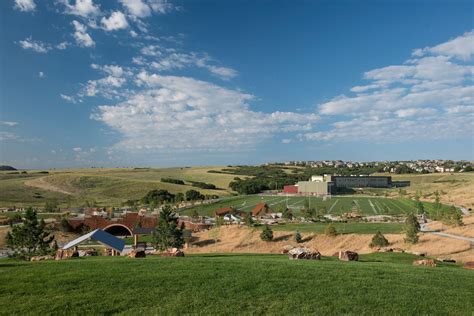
[0,167,236,207]
[0,253,472,315]
[376,172,474,207]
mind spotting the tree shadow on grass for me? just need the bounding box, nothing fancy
[273,234,292,242]
[192,239,220,247]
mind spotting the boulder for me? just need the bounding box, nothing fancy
[463,262,474,270]
[160,248,185,257]
[55,249,79,260]
[78,249,97,257]
[128,250,146,258]
[412,259,436,267]
[338,251,359,261]
[30,255,53,261]
[288,248,321,260]
[281,245,295,254]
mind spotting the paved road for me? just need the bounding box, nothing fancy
[420,223,474,243]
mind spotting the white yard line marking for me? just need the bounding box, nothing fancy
[368,199,378,214]
[328,199,339,214]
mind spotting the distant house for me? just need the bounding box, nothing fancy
[252,202,273,218]
[215,207,235,217]
[215,207,246,217]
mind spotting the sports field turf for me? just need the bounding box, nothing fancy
[0,253,472,315]
[181,194,445,217]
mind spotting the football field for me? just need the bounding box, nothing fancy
[182,195,441,216]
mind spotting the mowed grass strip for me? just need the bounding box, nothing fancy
[0,253,472,315]
[266,222,404,234]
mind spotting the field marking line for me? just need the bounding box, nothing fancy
[328,199,339,214]
[368,199,378,214]
[373,201,383,214]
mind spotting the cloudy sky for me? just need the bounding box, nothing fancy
[0,0,473,168]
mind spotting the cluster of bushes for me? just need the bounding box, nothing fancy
[141,189,208,205]
[161,178,185,185]
[188,181,217,190]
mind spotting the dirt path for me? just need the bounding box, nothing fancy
[24,176,75,196]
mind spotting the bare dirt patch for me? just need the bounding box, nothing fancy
[24,176,76,196]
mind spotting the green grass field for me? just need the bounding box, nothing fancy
[181,194,446,217]
[0,253,472,315]
[267,222,404,234]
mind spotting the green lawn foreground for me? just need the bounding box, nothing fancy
[0,253,472,315]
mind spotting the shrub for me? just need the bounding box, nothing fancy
[369,231,389,248]
[404,213,420,244]
[324,223,337,237]
[161,178,185,185]
[295,231,302,243]
[260,224,273,241]
[185,190,205,201]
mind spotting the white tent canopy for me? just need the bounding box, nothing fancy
[62,229,126,252]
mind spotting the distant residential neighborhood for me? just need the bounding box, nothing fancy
[274,160,474,174]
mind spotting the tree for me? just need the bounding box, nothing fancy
[295,231,302,243]
[153,205,184,251]
[442,206,463,226]
[324,223,337,237]
[282,207,293,220]
[303,207,316,220]
[414,196,425,215]
[174,193,185,202]
[191,210,200,222]
[260,224,273,241]
[404,213,420,244]
[185,190,204,201]
[60,218,73,232]
[369,231,389,248]
[318,207,327,217]
[142,189,175,205]
[44,199,59,212]
[6,208,55,260]
[244,212,254,227]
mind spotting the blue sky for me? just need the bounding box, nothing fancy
[0,0,473,168]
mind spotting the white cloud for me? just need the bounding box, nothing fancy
[62,0,100,18]
[147,0,175,14]
[101,11,129,31]
[80,64,130,98]
[72,20,95,47]
[13,0,36,12]
[60,94,78,103]
[414,30,474,61]
[395,107,437,118]
[0,132,19,141]
[18,37,50,53]
[140,46,238,80]
[56,42,69,50]
[93,73,318,152]
[1,121,19,127]
[312,30,474,143]
[120,0,151,18]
